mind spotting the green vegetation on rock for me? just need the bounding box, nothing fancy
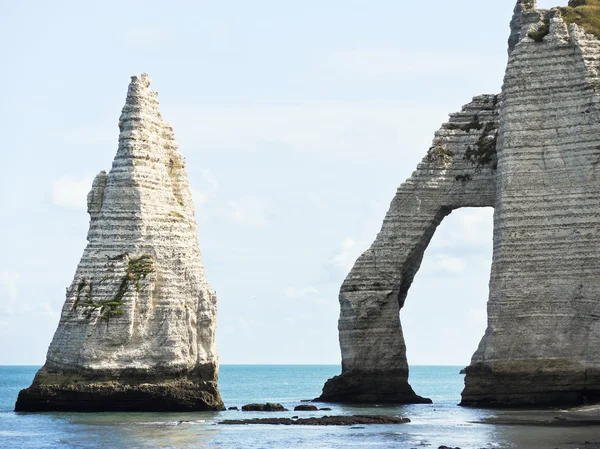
[464,123,498,169]
[127,255,154,291]
[528,21,550,42]
[559,0,600,39]
[74,254,154,322]
[170,210,185,219]
[425,145,454,163]
[77,298,125,321]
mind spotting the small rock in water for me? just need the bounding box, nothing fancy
[228,406,239,410]
[294,405,318,411]
[319,407,332,411]
[241,403,288,412]
[439,446,461,449]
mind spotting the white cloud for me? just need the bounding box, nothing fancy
[329,238,363,273]
[51,175,94,211]
[228,195,269,226]
[207,22,232,51]
[284,287,319,298]
[235,316,252,329]
[0,320,8,336]
[538,0,567,8]
[123,25,173,50]
[0,272,60,321]
[167,103,450,161]
[192,169,220,207]
[284,287,327,305]
[52,127,113,146]
[325,48,499,81]
[0,271,19,315]
[421,254,467,276]
[429,208,494,251]
[222,316,255,334]
[469,307,487,325]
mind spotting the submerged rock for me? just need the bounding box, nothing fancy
[15,74,223,412]
[219,415,410,426]
[320,0,600,407]
[242,403,288,412]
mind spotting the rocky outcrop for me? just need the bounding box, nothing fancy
[242,403,288,412]
[219,415,411,426]
[294,404,319,411]
[321,0,600,407]
[15,74,224,412]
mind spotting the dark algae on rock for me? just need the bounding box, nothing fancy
[219,415,411,426]
[241,403,288,412]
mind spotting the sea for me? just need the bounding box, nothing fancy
[0,365,598,449]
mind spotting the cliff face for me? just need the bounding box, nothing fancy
[16,74,224,412]
[463,1,600,406]
[321,0,600,406]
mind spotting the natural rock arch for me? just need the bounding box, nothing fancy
[319,95,499,404]
[320,0,600,406]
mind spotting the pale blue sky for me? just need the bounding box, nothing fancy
[0,0,564,366]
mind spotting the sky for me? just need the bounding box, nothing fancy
[0,0,565,367]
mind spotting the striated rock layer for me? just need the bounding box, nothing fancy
[320,0,600,407]
[16,74,224,412]
[463,0,600,407]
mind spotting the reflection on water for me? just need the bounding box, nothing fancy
[1,366,599,449]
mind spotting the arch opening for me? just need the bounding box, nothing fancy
[400,207,493,401]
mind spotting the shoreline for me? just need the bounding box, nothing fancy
[476,404,600,427]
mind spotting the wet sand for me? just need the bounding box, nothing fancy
[477,405,600,449]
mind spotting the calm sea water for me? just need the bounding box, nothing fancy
[0,365,597,449]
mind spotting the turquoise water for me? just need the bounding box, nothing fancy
[0,365,596,449]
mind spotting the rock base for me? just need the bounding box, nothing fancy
[15,368,225,412]
[461,363,600,407]
[317,372,432,404]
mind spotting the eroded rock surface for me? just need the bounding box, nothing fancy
[321,0,600,407]
[15,74,223,412]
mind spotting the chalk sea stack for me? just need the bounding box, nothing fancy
[320,0,600,407]
[15,74,224,412]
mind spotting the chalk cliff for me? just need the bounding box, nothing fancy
[16,74,224,412]
[320,0,600,406]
